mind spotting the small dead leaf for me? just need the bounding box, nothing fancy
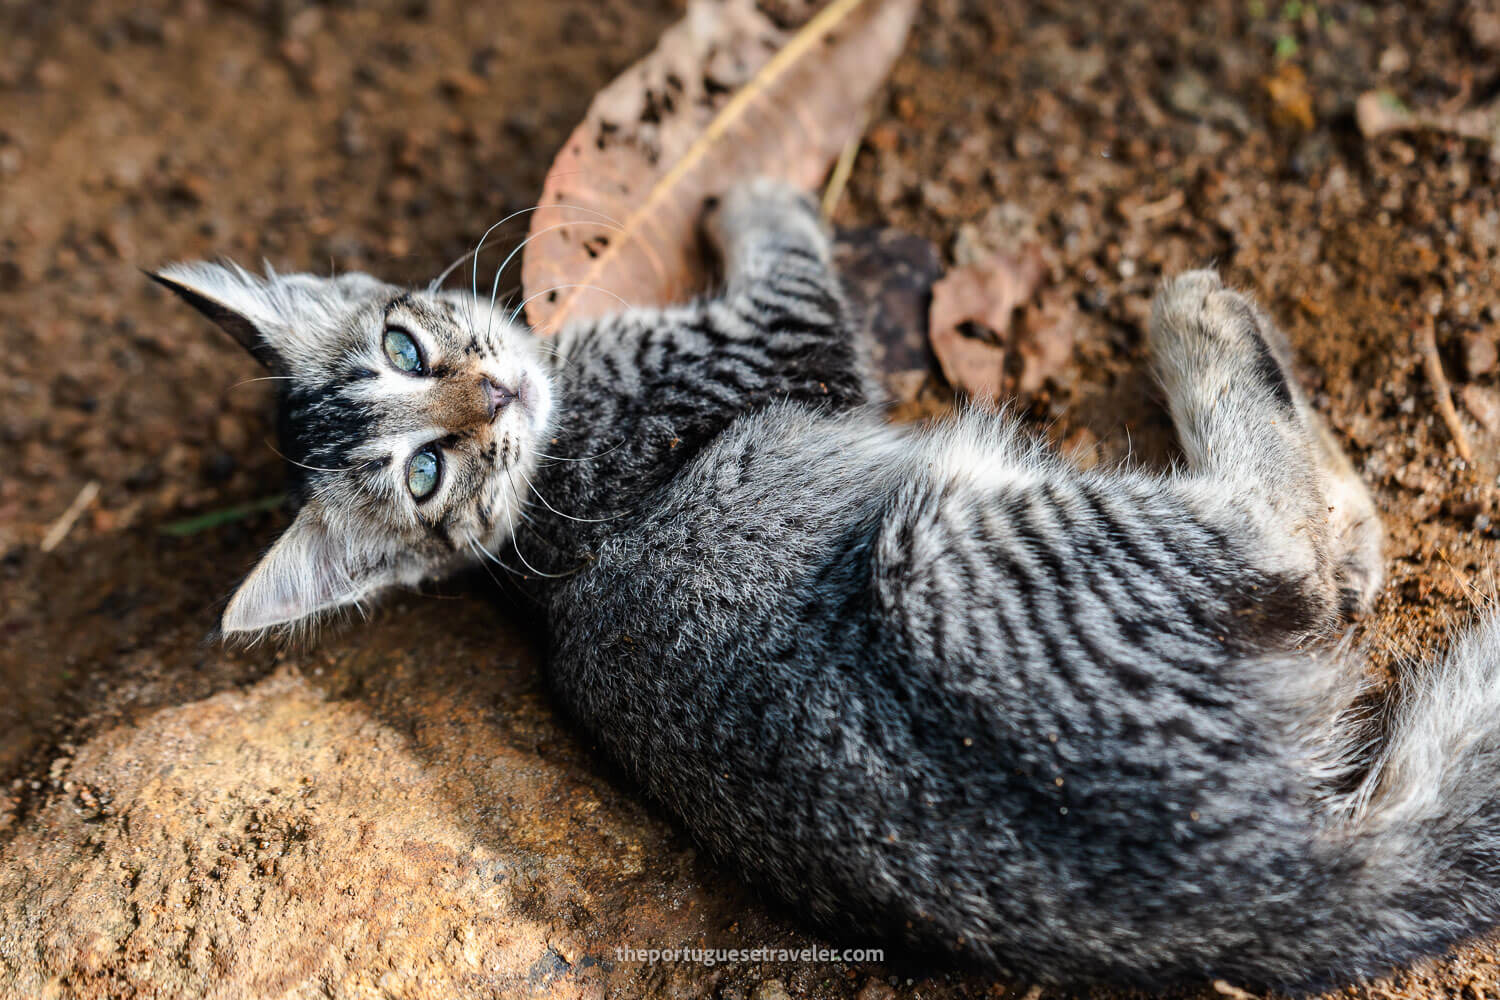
[832,225,943,401]
[1015,293,1077,396]
[1264,62,1315,132]
[521,0,919,333]
[927,247,1047,406]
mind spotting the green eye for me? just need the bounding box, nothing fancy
[406,448,441,500]
[383,327,423,373]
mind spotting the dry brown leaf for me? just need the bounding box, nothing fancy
[831,225,942,397]
[1015,293,1077,395]
[1264,62,1315,132]
[927,247,1048,406]
[520,0,919,333]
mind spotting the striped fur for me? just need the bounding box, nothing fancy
[163,180,1500,990]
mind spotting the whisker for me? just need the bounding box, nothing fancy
[485,220,622,338]
[230,375,297,389]
[518,467,625,523]
[427,202,628,294]
[263,438,358,474]
[508,283,634,327]
[534,438,629,464]
[497,472,591,579]
[467,537,523,582]
[506,535,576,579]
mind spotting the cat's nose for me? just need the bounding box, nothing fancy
[481,376,517,421]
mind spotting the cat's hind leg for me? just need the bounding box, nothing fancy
[1149,271,1384,629]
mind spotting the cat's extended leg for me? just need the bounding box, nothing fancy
[699,179,878,406]
[1149,270,1384,626]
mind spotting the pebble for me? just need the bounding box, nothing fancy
[1460,385,1500,435]
[750,981,792,1000]
[1460,331,1497,379]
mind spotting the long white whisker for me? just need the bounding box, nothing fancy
[427,203,627,293]
[486,220,615,319]
[499,470,590,579]
[508,284,634,327]
[486,221,621,344]
[534,438,629,463]
[229,375,297,390]
[466,538,515,585]
[263,439,358,474]
[518,467,624,523]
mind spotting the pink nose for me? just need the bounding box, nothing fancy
[482,376,517,421]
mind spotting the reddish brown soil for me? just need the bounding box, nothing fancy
[1,2,1497,998]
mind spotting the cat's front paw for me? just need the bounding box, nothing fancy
[702,178,830,269]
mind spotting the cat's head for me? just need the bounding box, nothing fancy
[152,262,553,638]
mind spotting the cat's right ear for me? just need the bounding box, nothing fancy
[221,502,409,637]
[148,262,285,369]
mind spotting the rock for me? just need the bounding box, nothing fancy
[1460,384,1500,434]
[0,646,808,998]
[1460,330,1497,379]
[751,980,793,1000]
[1165,70,1250,135]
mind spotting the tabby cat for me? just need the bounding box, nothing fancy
[153,180,1500,992]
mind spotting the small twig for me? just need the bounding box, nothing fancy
[1212,981,1258,1000]
[159,495,286,537]
[821,106,870,221]
[1417,315,1474,464]
[1126,188,1185,224]
[1356,89,1500,149]
[40,481,100,553]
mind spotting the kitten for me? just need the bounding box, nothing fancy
[155,180,1500,992]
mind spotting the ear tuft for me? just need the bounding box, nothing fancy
[148,263,284,369]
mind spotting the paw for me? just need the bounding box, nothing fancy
[1149,270,1298,411]
[701,178,829,265]
[1315,423,1387,618]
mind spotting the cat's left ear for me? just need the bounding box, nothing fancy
[148,262,288,369]
[221,502,409,636]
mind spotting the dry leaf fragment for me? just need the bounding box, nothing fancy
[1015,293,1077,396]
[927,247,1047,406]
[521,0,920,333]
[831,225,942,399]
[1264,62,1315,132]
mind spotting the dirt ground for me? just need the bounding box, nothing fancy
[2,0,1498,998]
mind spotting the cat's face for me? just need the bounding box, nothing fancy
[152,263,553,637]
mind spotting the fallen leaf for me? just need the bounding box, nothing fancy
[1264,62,1315,132]
[1014,293,1077,395]
[520,0,919,333]
[927,247,1047,406]
[831,225,943,399]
